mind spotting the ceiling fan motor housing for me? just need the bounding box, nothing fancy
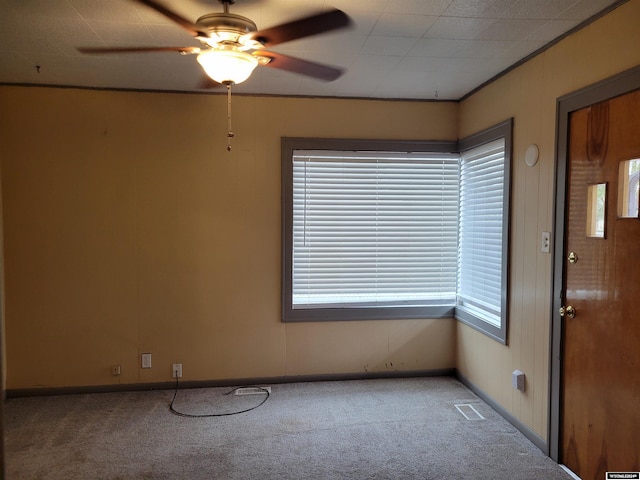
[196,13,257,41]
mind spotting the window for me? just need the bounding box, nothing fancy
[586,183,607,238]
[282,121,512,343]
[282,139,459,322]
[290,149,459,318]
[456,122,512,344]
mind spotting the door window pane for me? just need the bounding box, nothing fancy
[586,183,607,238]
[617,159,640,218]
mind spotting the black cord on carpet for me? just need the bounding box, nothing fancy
[169,378,270,418]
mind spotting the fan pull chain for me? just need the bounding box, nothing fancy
[226,84,234,152]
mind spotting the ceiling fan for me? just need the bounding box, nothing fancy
[77,0,353,86]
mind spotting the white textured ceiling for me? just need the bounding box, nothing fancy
[0,0,627,100]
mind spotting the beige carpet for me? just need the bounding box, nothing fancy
[5,376,571,479]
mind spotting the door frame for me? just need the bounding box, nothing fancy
[549,64,640,462]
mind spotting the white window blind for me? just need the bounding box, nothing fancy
[292,150,459,309]
[457,138,506,327]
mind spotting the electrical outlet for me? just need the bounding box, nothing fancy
[111,365,121,376]
[141,353,152,369]
[172,363,182,378]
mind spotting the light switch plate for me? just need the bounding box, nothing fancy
[541,231,551,253]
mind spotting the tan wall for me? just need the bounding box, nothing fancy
[457,0,640,441]
[0,88,457,389]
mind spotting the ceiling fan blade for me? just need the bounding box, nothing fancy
[254,51,344,81]
[245,9,352,47]
[132,0,208,37]
[77,46,201,54]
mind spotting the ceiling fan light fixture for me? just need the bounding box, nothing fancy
[197,48,258,85]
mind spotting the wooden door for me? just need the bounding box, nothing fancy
[561,89,640,479]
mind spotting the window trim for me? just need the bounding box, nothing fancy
[281,121,512,346]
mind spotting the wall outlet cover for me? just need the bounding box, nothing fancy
[141,353,152,369]
[512,369,525,391]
